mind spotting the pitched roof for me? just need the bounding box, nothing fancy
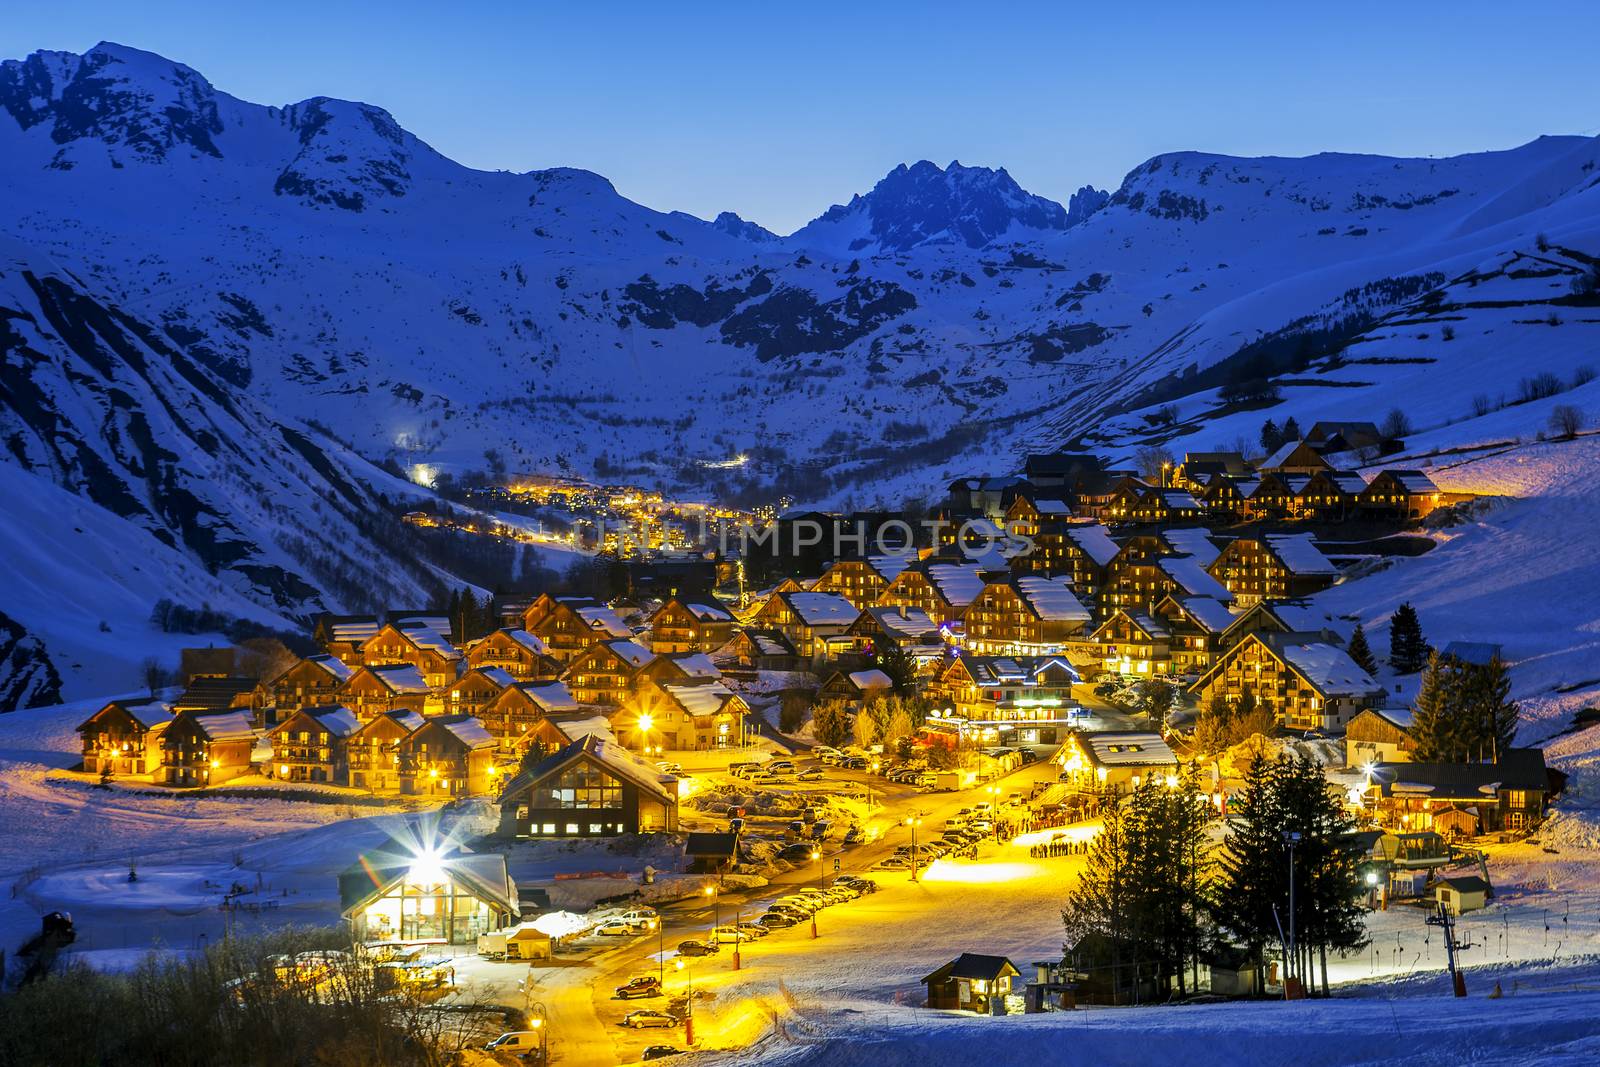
[685,832,739,858]
[1078,730,1175,767]
[500,734,676,806]
[731,628,799,658]
[661,680,743,718]
[847,669,894,691]
[860,605,943,641]
[922,952,1021,984]
[189,711,258,742]
[683,601,735,623]
[575,603,632,638]
[496,628,549,656]
[1175,597,1235,634]
[81,698,175,732]
[1014,575,1091,623]
[1262,635,1378,696]
[519,681,579,714]
[430,714,496,749]
[361,663,431,695]
[783,591,860,627]
[1160,528,1220,567]
[1160,556,1233,601]
[1264,533,1338,576]
[270,655,354,688]
[321,615,380,643]
[173,676,256,712]
[602,639,656,669]
[951,652,1079,686]
[1381,469,1441,494]
[925,563,986,608]
[353,708,426,737]
[1369,749,1548,797]
[339,847,515,916]
[1063,524,1120,567]
[1436,875,1491,894]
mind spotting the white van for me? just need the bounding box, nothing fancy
[485,1031,541,1054]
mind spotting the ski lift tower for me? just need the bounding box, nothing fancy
[1427,901,1474,997]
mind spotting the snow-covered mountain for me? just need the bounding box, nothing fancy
[3,40,1600,703]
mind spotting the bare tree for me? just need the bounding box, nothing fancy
[1379,408,1413,441]
[1134,444,1177,482]
[139,657,170,697]
[235,637,299,682]
[1550,404,1585,440]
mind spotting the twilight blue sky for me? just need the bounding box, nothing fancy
[5,2,1597,233]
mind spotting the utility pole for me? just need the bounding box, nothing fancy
[905,815,923,882]
[1282,830,1301,999]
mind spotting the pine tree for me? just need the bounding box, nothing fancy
[1346,622,1377,676]
[1212,755,1286,966]
[1281,415,1301,443]
[1410,651,1464,761]
[1259,419,1282,454]
[873,643,918,696]
[1461,656,1520,762]
[1388,602,1427,673]
[1278,755,1369,994]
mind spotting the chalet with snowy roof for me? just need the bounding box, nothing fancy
[466,628,559,680]
[630,678,751,751]
[1216,599,1348,651]
[716,628,804,672]
[1022,521,1121,601]
[922,953,1021,1013]
[158,710,258,787]
[388,612,454,643]
[562,639,655,706]
[340,847,517,945]
[1240,471,1301,521]
[1294,469,1369,522]
[1345,707,1416,767]
[171,676,257,716]
[1258,439,1332,476]
[522,596,633,664]
[1158,554,1234,604]
[313,613,381,665]
[360,622,462,689]
[1175,451,1249,490]
[964,575,1091,655]
[339,663,430,720]
[648,596,736,654]
[1305,420,1384,454]
[1057,730,1178,792]
[258,655,354,726]
[1159,527,1223,567]
[445,666,518,718]
[877,562,988,624]
[751,590,859,659]
[1151,596,1236,674]
[396,714,497,797]
[78,698,174,777]
[498,734,679,838]
[479,682,580,755]
[846,605,946,663]
[1099,534,1171,614]
[929,653,1079,743]
[810,556,911,611]
[1089,610,1172,677]
[1189,632,1382,731]
[1359,470,1443,521]
[1106,482,1207,526]
[1207,534,1338,606]
[267,705,360,784]
[1364,749,1551,836]
[347,709,424,793]
[1196,472,1253,521]
[817,668,894,710]
[635,651,722,689]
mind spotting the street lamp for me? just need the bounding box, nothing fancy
[525,1003,548,1065]
[1282,830,1301,998]
[733,902,743,970]
[674,957,694,1045]
[703,883,718,932]
[810,849,823,939]
[905,816,922,882]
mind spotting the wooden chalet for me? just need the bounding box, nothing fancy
[339,663,431,720]
[1294,470,1369,522]
[750,589,859,659]
[445,666,518,718]
[1057,730,1178,793]
[563,639,655,706]
[466,627,560,680]
[258,655,355,726]
[630,677,751,751]
[361,622,462,689]
[78,698,174,777]
[1345,707,1416,767]
[635,651,723,689]
[1365,749,1551,836]
[340,848,517,945]
[1151,595,1236,675]
[715,628,804,672]
[648,596,736,654]
[1207,534,1338,606]
[346,709,425,793]
[817,668,894,710]
[498,734,679,838]
[1101,535,1227,615]
[1105,483,1206,526]
[876,562,987,625]
[1188,632,1381,731]
[396,714,497,797]
[1195,472,1251,522]
[522,596,633,664]
[845,605,945,664]
[172,675,257,716]
[922,953,1021,1013]
[1305,420,1384,454]
[1258,439,1332,476]
[929,653,1078,743]
[158,710,257,787]
[963,575,1090,656]
[1174,451,1249,491]
[1089,609,1172,677]
[1359,470,1443,521]
[1241,471,1301,522]
[479,681,579,755]
[267,705,360,784]
[313,613,381,665]
[810,557,910,611]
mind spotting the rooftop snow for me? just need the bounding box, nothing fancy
[1272,639,1379,695]
[1160,556,1233,601]
[785,591,859,626]
[1015,575,1091,622]
[1064,524,1120,567]
[1265,533,1339,575]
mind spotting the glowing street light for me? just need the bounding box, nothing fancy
[674,957,695,1045]
[810,849,823,939]
[905,816,923,882]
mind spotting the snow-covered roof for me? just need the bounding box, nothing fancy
[1079,731,1175,767]
[666,652,721,679]
[473,666,518,689]
[1160,556,1233,601]
[1177,596,1235,634]
[867,606,942,640]
[327,618,380,642]
[434,715,495,749]
[395,623,462,660]
[662,680,741,718]
[868,554,912,582]
[1015,575,1091,622]
[1064,524,1119,567]
[1265,533,1338,576]
[308,706,361,737]
[784,591,859,627]
[1385,470,1441,494]
[684,601,734,622]
[1160,528,1219,567]
[290,655,354,685]
[603,639,656,669]
[1160,490,1202,509]
[848,669,894,691]
[393,614,454,645]
[576,604,632,638]
[954,653,1078,686]
[110,699,174,730]
[191,711,257,742]
[363,663,431,694]
[1271,603,1352,640]
[498,628,548,655]
[1271,638,1379,696]
[1032,497,1073,516]
[738,629,800,658]
[521,681,578,713]
[1327,471,1370,494]
[926,563,986,607]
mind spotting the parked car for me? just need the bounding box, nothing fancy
[841,877,877,893]
[841,756,869,769]
[746,770,778,784]
[813,746,842,763]
[779,842,815,862]
[642,1046,685,1061]
[595,920,635,936]
[737,921,770,939]
[1018,748,1040,764]
[485,1031,542,1055]
[874,856,909,870]
[655,761,685,776]
[710,925,745,944]
[798,768,824,781]
[728,761,762,778]
[676,939,718,957]
[759,912,799,928]
[842,825,864,846]
[615,975,663,999]
[622,1009,678,1029]
[767,760,796,775]
[972,801,994,818]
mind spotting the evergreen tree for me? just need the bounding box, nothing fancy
[1259,419,1282,454]
[1387,602,1428,673]
[1346,622,1378,677]
[1278,755,1369,994]
[1212,755,1286,966]
[1458,656,1520,762]
[1281,415,1301,443]
[811,701,852,748]
[873,643,918,696]
[1409,651,1463,761]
